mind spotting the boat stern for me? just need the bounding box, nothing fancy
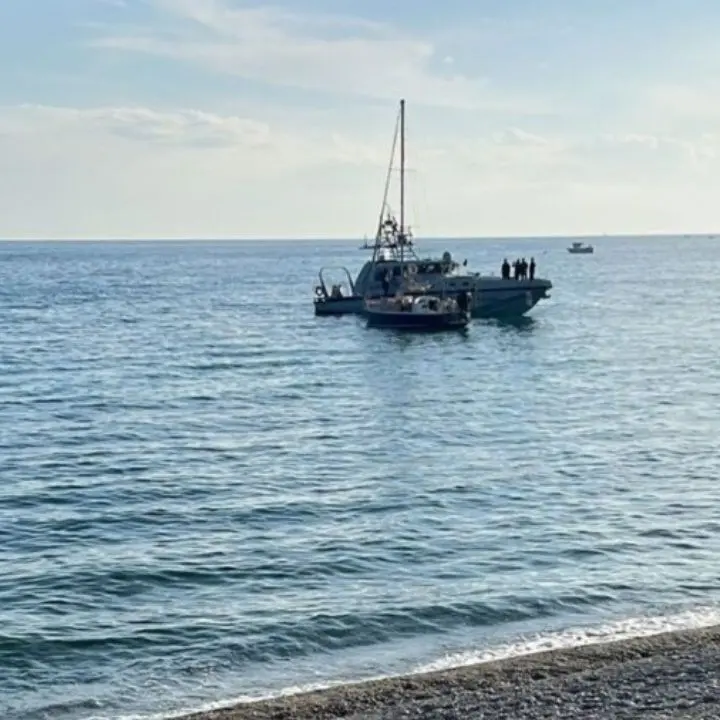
[314,296,364,316]
[313,265,364,316]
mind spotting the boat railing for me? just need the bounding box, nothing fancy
[315,266,356,300]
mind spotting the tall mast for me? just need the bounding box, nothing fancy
[399,98,405,271]
[372,108,400,264]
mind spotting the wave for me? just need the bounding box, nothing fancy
[137,605,720,720]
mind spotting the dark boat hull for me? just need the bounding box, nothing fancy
[314,281,552,319]
[472,282,552,318]
[366,309,469,331]
[314,295,365,316]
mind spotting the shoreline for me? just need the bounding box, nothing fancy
[179,624,720,719]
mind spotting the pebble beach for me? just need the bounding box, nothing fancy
[180,625,720,720]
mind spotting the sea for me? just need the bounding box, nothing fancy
[1,235,720,720]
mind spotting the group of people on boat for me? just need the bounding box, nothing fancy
[501,257,536,281]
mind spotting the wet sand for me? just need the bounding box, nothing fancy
[180,624,720,719]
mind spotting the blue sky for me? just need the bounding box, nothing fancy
[1,0,720,238]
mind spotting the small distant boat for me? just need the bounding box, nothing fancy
[567,241,594,254]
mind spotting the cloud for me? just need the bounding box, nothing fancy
[425,126,720,200]
[1,103,389,168]
[642,83,720,122]
[89,0,545,112]
[3,102,720,239]
[615,79,720,142]
[13,104,273,148]
[0,103,400,239]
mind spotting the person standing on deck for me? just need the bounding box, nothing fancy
[381,270,391,296]
[529,257,536,281]
[520,258,528,280]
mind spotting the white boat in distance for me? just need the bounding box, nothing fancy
[567,241,594,254]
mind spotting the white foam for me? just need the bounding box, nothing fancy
[107,605,720,720]
[412,605,720,674]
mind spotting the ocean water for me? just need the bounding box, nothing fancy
[1,235,720,720]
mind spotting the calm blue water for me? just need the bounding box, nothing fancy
[2,236,720,720]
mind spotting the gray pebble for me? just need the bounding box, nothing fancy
[178,625,720,720]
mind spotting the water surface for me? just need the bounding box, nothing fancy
[1,236,719,720]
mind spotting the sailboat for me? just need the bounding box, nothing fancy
[364,99,471,331]
[313,97,552,319]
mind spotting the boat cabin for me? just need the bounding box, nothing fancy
[354,250,479,297]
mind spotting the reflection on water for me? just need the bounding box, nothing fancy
[365,325,471,344]
[479,316,537,333]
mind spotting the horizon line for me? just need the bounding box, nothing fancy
[0,232,715,243]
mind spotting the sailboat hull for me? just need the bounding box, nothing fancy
[366,309,469,331]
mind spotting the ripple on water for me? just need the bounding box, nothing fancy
[1,238,720,720]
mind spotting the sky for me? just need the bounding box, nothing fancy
[2,0,720,239]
